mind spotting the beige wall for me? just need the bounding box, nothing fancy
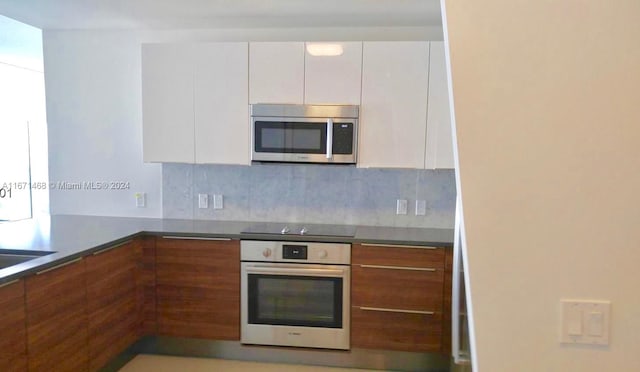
[443,1,640,371]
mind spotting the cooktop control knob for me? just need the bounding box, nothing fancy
[318,249,328,259]
[262,248,272,258]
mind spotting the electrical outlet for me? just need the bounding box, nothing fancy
[213,194,223,209]
[198,194,208,209]
[135,192,146,208]
[396,199,408,215]
[416,200,427,216]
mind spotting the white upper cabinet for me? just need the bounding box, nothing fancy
[143,40,453,168]
[359,41,430,168]
[142,43,195,163]
[304,42,363,105]
[195,43,249,165]
[425,41,455,169]
[142,42,249,165]
[249,42,304,104]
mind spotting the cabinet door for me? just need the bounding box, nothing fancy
[195,42,250,165]
[249,42,304,104]
[304,42,362,105]
[425,41,455,169]
[86,240,142,371]
[156,238,240,340]
[442,247,454,354]
[359,42,430,168]
[140,236,157,335]
[0,279,27,372]
[26,259,88,372]
[142,43,195,163]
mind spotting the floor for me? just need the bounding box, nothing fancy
[119,354,381,372]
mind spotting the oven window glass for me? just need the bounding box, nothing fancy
[248,274,343,328]
[254,121,326,154]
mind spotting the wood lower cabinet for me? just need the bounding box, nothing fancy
[442,247,454,355]
[86,240,143,371]
[25,258,88,372]
[0,279,27,372]
[140,236,157,335]
[351,243,451,353]
[156,238,240,340]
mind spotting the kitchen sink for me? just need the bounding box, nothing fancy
[0,250,55,270]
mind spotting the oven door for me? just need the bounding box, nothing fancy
[251,117,356,164]
[241,262,350,350]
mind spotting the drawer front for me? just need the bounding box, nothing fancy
[352,264,444,311]
[352,244,445,268]
[351,306,443,353]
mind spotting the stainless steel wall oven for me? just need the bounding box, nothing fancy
[240,240,351,350]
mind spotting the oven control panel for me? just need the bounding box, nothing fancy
[282,244,307,260]
[241,240,350,265]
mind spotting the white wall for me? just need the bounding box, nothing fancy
[0,15,48,218]
[443,1,640,371]
[44,31,162,217]
[43,26,442,217]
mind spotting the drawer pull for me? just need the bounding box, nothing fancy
[359,264,437,272]
[359,306,435,315]
[361,243,439,250]
[36,258,82,275]
[92,240,132,255]
[0,279,19,289]
[162,236,231,241]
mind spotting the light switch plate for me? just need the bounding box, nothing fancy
[560,299,610,345]
[415,200,426,216]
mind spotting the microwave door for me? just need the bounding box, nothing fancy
[253,119,328,162]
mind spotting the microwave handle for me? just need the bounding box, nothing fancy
[326,118,333,159]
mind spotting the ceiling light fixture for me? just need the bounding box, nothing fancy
[306,43,344,57]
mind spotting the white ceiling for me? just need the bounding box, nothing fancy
[0,0,442,30]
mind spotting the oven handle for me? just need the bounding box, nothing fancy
[326,118,333,159]
[245,265,346,277]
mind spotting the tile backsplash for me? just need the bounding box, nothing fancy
[163,163,455,228]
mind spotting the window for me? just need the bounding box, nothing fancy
[0,15,48,221]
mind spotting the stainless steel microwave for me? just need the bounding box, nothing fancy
[250,104,358,164]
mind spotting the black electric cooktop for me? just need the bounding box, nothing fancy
[241,222,356,238]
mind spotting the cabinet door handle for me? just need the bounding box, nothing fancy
[358,306,435,315]
[0,279,19,289]
[361,243,439,249]
[92,240,132,255]
[36,257,82,275]
[162,236,231,241]
[359,264,437,272]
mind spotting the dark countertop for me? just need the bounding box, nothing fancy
[0,215,453,284]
